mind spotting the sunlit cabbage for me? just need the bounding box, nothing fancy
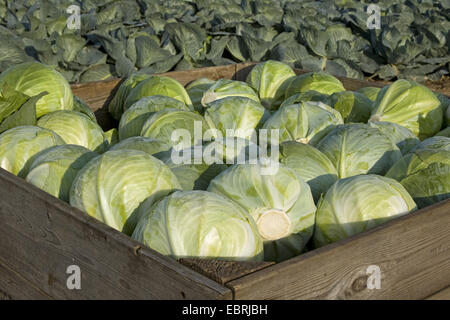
[262,101,343,145]
[326,91,374,123]
[140,109,209,149]
[204,97,266,140]
[0,62,73,118]
[369,80,442,139]
[108,73,151,120]
[104,128,119,147]
[316,124,402,178]
[356,87,380,101]
[368,121,420,155]
[110,136,170,159]
[185,78,215,113]
[73,96,97,123]
[284,72,345,99]
[201,79,260,106]
[408,136,450,153]
[25,145,97,202]
[118,95,189,140]
[123,75,193,111]
[436,127,450,137]
[132,190,263,261]
[314,174,417,248]
[70,149,181,235]
[0,126,65,177]
[386,149,450,208]
[279,141,338,202]
[246,60,296,110]
[37,111,108,152]
[279,90,329,109]
[208,163,317,262]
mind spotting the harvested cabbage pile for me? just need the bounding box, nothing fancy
[0,61,448,263]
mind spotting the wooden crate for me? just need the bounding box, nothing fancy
[0,63,449,300]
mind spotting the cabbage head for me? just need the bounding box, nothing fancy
[436,93,449,127]
[110,136,170,159]
[246,60,296,110]
[279,141,338,202]
[140,109,209,149]
[0,62,73,118]
[124,76,193,111]
[262,101,343,145]
[284,72,345,99]
[70,149,181,235]
[408,136,450,153]
[386,149,450,208]
[104,128,119,147]
[185,78,215,113]
[0,126,65,177]
[132,190,263,261]
[356,87,380,101]
[208,163,317,262]
[369,80,442,139]
[314,175,417,247]
[279,90,329,109]
[108,73,151,120]
[326,91,374,123]
[316,124,402,178]
[73,96,97,123]
[368,121,420,155]
[118,95,189,140]
[201,79,259,106]
[25,145,97,202]
[204,97,266,140]
[37,111,108,152]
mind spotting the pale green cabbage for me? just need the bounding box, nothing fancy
[386,149,450,208]
[201,79,260,106]
[369,80,442,139]
[208,163,316,262]
[326,91,374,123]
[279,141,338,202]
[0,62,73,118]
[110,136,170,159]
[70,149,181,235]
[408,136,450,153]
[284,71,345,99]
[37,111,108,152]
[314,174,417,248]
[124,75,193,111]
[118,95,189,140]
[0,125,65,177]
[262,101,343,145]
[279,90,329,109]
[185,78,215,113]
[132,190,264,261]
[316,124,402,178]
[246,60,296,110]
[356,87,380,101]
[25,145,97,202]
[368,121,420,155]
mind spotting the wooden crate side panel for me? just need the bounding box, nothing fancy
[0,169,232,300]
[227,199,450,300]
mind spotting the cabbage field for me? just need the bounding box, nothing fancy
[1,0,449,88]
[0,58,449,263]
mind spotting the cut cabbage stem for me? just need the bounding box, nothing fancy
[256,209,291,241]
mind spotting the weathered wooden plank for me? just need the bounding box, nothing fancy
[179,259,274,285]
[0,169,232,300]
[226,199,450,300]
[0,259,52,300]
[426,286,450,300]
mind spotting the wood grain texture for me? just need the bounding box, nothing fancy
[227,199,450,300]
[179,259,274,285]
[426,286,450,300]
[0,169,232,300]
